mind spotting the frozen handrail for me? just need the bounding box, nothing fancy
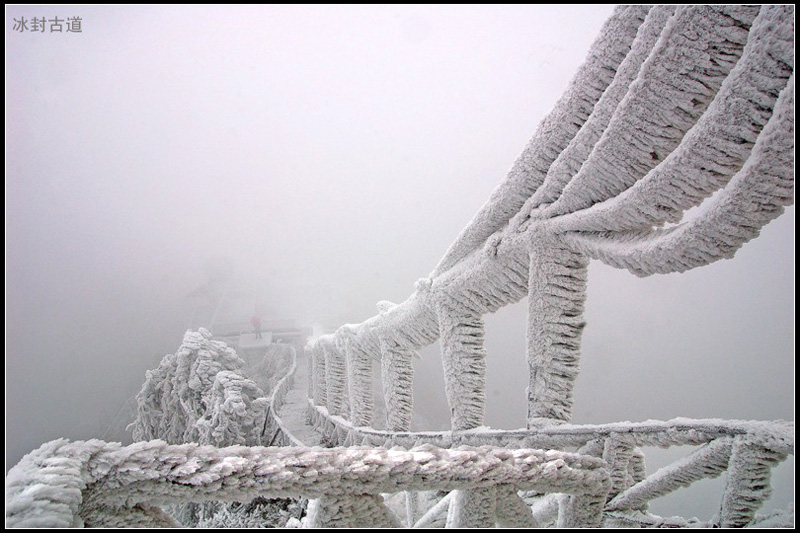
[5,439,610,528]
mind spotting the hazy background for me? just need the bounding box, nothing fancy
[7,5,793,518]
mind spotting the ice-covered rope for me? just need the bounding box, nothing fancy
[5,440,610,528]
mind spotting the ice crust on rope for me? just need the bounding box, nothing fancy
[5,439,611,528]
[129,328,268,447]
[566,74,794,276]
[516,6,678,215]
[431,5,650,277]
[555,5,795,235]
[545,6,760,218]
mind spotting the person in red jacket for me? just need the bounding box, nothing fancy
[250,315,263,339]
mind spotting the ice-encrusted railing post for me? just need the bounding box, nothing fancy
[602,434,637,500]
[434,293,497,528]
[378,334,415,432]
[311,342,327,408]
[307,494,402,528]
[717,436,788,528]
[338,331,374,428]
[321,339,347,418]
[494,485,538,527]
[557,491,608,528]
[376,326,422,527]
[305,345,314,402]
[434,295,487,431]
[526,229,589,427]
[550,434,637,526]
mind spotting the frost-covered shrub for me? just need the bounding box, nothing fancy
[129,328,268,446]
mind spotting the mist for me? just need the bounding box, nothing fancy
[6,5,793,517]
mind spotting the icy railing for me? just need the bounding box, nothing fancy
[5,439,611,528]
[128,329,271,448]
[304,5,794,527]
[305,397,793,527]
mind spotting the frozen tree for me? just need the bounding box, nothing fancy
[127,329,297,527]
[129,328,268,447]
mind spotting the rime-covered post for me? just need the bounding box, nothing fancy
[305,345,314,401]
[435,295,487,431]
[378,335,415,432]
[445,486,496,528]
[494,485,538,527]
[526,230,589,426]
[341,334,373,427]
[557,492,607,528]
[718,437,787,527]
[435,294,495,527]
[322,340,347,417]
[312,343,327,407]
[602,434,636,499]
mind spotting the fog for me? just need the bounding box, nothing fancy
[6,5,793,518]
